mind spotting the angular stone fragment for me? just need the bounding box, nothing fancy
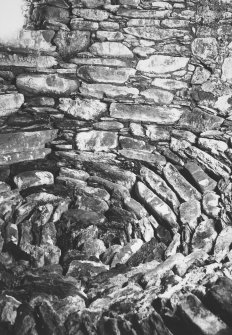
[75,131,118,151]
[0,93,24,117]
[54,30,90,57]
[77,66,135,84]
[214,226,232,262]
[137,55,189,73]
[185,162,217,193]
[163,163,201,202]
[59,97,107,120]
[124,26,186,41]
[202,192,220,218]
[0,148,52,166]
[141,166,180,214]
[140,88,174,104]
[80,83,138,99]
[16,74,79,96]
[14,171,54,190]
[124,197,148,219]
[67,260,108,279]
[0,52,57,68]
[179,199,201,230]
[178,109,223,133]
[191,219,217,253]
[177,293,230,335]
[191,38,218,63]
[135,181,178,231]
[185,146,230,178]
[175,250,208,277]
[0,30,56,53]
[110,103,184,124]
[0,130,57,154]
[152,77,188,90]
[90,42,133,58]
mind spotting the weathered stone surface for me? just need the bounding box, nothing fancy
[124,26,186,40]
[111,239,143,267]
[0,130,57,154]
[54,30,90,57]
[14,171,54,190]
[73,8,109,21]
[119,149,166,169]
[146,125,170,141]
[163,163,201,202]
[93,121,123,130]
[75,131,118,151]
[141,166,180,214]
[0,52,57,68]
[179,199,201,230]
[33,5,69,25]
[119,136,151,151]
[191,37,218,63]
[96,31,124,41]
[191,66,211,84]
[140,88,174,104]
[59,167,89,181]
[70,0,105,8]
[117,8,171,18]
[135,181,178,231]
[137,55,189,73]
[191,219,217,253]
[80,83,139,99]
[202,191,220,218]
[214,226,232,262]
[124,197,148,219]
[16,74,79,96]
[0,148,52,166]
[198,138,228,155]
[152,77,188,90]
[177,294,230,335]
[0,93,24,116]
[77,66,135,84]
[178,109,223,133]
[185,162,217,193]
[59,97,107,120]
[165,232,180,258]
[70,19,99,30]
[0,30,56,53]
[185,146,231,178]
[90,42,133,58]
[110,103,184,124]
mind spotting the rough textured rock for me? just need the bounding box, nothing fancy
[75,131,118,151]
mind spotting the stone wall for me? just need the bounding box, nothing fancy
[1,1,232,334]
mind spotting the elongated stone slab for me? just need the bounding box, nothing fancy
[110,103,184,124]
[0,130,58,154]
[163,163,201,202]
[14,171,54,190]
[0,53,57,68]
[117,8,171,18]
[75,131,118,151]
[119,149,166,168]
[214,226,232,262]
[185,162,217,193]
[137,55,189,73]
[0,93,24,117]
[135,181,178,231]
[0,30,56,53]
[90,42,133,58]
[16,74,79,96]
[124,26,186,41]
[140,166,180,214]
[0,148,51,165]
[73,8,109,21]
[80,83,138,99]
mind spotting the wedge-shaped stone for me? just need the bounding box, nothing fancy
[14,170,54,190]
[110,103,184,124]
[54,30,90,57]
[185,146,230,178]
[80,83,138,99]
[0,53,57,68]
[185,162,217,193]
[0,30,56,53]
[192,219,217,253]
[135,181,178,231]
[16,74,79,96]
[214,226,232,262]
[178,109,223,133]
[137,55,189,73]
[73,8,109,21]
[0,93,24,117]
[0,148,51,166]
[163,163,201,202]
[141,166,180,214]
[0,130,58,154]
[90,42,133,58]
[59,97,107,120]
[177,294,230,335]
[75,131,118,152]
[124,26,186,41]
[76,66,135,84]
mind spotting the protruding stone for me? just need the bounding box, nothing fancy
[185,162,217,193]
[137,55,189,73]
[0,52,57,68]
[163,163,201,202]
[202,192,220,218]
[135,181,178,232]
[179,199,201,230]
[214,226,232,262]
[14,171,54,190]
[191,219,217,253]
[75,131,118,151]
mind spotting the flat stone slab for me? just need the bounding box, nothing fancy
[75,131,118,151]
[137,55,189,73]
[0,130,58,154]
[14,170,54,190]
[185,162,217,193]
[90,42,133,58]
[0,93,24,117]
[0,148,51,165]
[16,74,79,96]
[110,103,184,124]
[0,53,57,68]
[124,26,186,41]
